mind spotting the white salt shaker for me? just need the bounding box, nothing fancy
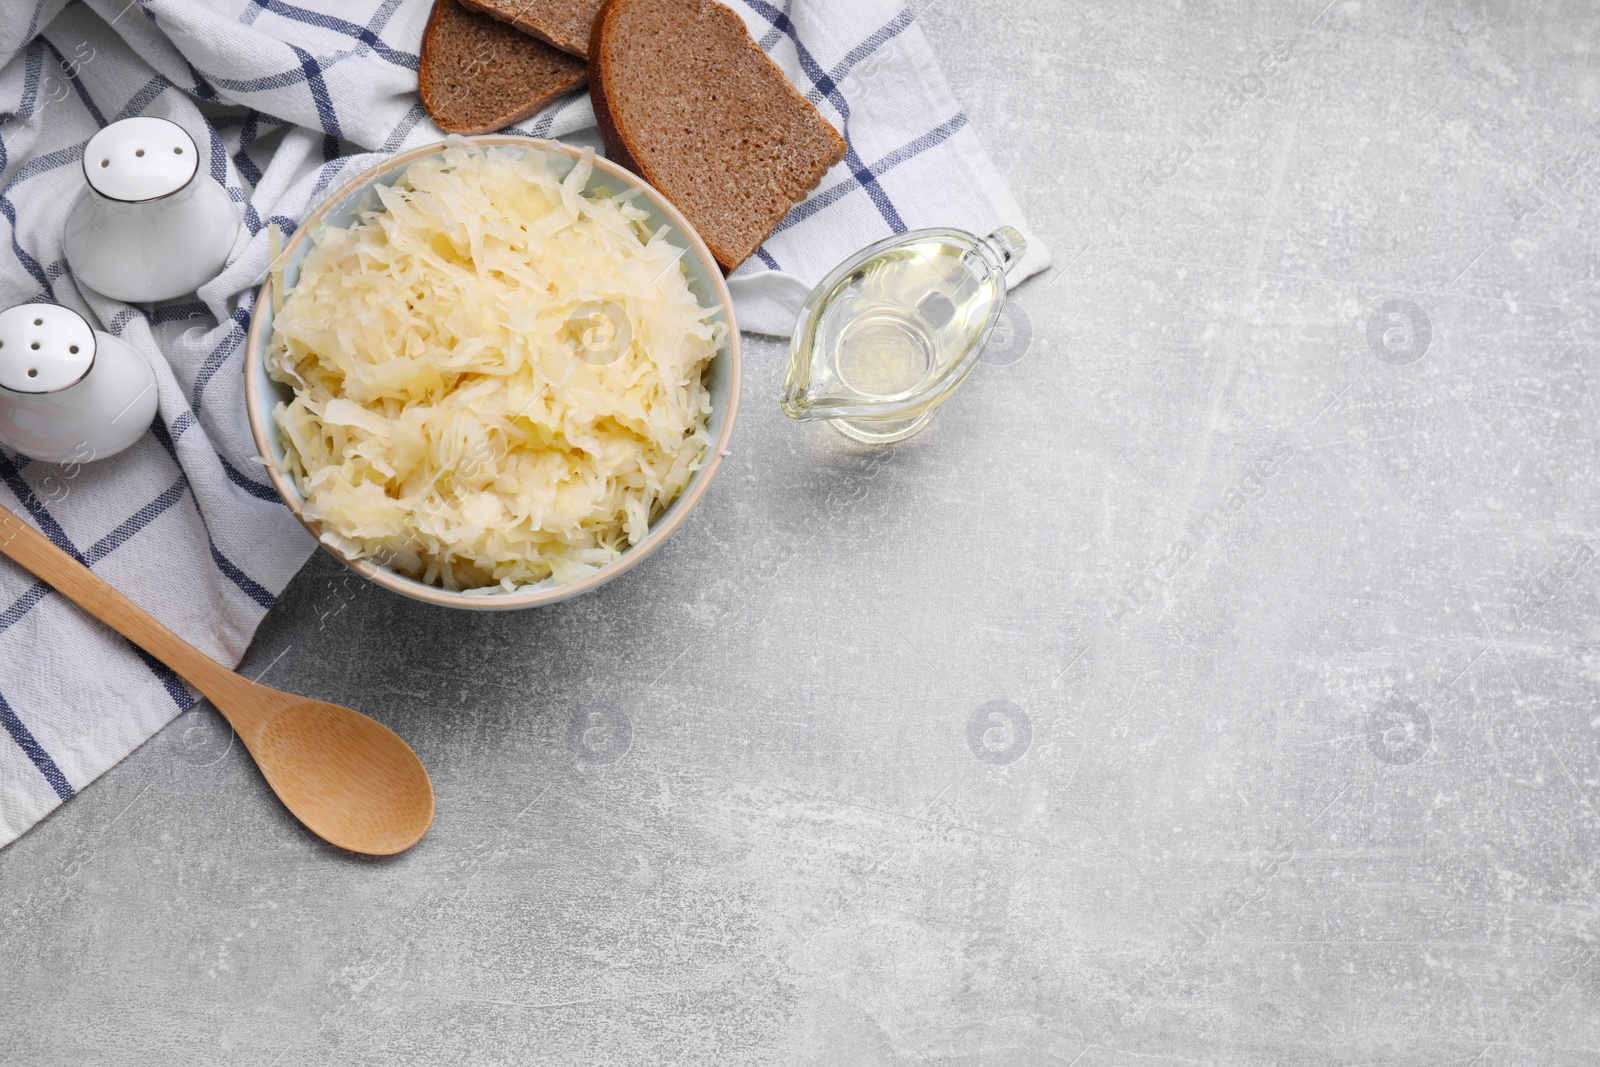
[62,117,239,303]
[0,303,158,463]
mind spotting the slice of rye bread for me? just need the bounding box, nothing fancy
[458,0,604,58]
[419,0,588,136]
[590,0,849,272]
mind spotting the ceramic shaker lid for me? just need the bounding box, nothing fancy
[0,304,96,393]
[83,117,199,202]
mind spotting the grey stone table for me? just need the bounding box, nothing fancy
[5,0,1600,1063]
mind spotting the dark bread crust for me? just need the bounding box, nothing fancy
[419,0,588,136]
[588,0,646,183]
[457,0,604,58]
[589,0,849,272]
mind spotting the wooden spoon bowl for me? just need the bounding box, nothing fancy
[251,699,433,854]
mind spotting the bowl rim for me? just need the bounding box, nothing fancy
[242,135,742,611]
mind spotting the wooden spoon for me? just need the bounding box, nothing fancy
[0,503,433,855]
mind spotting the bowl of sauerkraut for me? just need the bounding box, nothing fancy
[243,136,740,609]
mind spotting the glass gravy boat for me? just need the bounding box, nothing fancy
[782,226,1025,443]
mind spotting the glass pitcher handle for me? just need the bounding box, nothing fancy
[982,226,1027,272]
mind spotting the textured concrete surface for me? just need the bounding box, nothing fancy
[6,0,1600,1063]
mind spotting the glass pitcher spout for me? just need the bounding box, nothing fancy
[783,226,1026,444]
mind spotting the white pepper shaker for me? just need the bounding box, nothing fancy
[0,303,158,464]
[62,117,239,304]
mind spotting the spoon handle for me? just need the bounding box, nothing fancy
[0,503,260,723]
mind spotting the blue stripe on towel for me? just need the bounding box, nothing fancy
[129,647,198,712]
[741,3,914,234]
[148,424,278,611]
[115,75,170,122]
[0,478,190,640]
[289,46,342,160]
[246,0,419,71]
[774,113,969,236]
[17,40,42,121]
[0,690,73,800]
[0,452,88,566]
[220,458,281,503]
[191,305,253,415]
[41,40,107,128]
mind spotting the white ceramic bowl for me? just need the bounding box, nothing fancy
[243,136,742,610]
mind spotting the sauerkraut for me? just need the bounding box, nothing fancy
[266,142,721,592]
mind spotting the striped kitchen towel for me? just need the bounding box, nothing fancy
[0,0,1049,847]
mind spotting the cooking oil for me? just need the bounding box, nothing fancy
[782,227,1024,443]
